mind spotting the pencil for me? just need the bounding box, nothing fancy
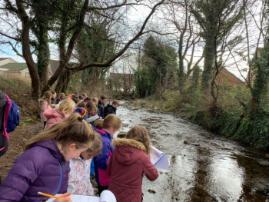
[37,192,61,199]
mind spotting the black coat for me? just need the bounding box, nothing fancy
[104,104,116,117]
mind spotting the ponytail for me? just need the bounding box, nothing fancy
[25,113,95,150]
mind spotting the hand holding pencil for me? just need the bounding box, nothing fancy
[38,192,72,202]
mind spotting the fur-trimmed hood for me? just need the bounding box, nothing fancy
[113,138,146,151]
[112,138,146,165]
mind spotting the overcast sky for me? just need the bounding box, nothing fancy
[0,0,264,80]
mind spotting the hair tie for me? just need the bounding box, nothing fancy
[77,116,83,122]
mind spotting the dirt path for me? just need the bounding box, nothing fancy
[117,106,269,202]
[0,123,42,180]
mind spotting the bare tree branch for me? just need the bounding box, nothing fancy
[68,0,165,71]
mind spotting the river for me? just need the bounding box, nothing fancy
[117,106,269,202]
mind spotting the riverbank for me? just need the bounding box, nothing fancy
[117,106,269,201]
[129,89,269,152]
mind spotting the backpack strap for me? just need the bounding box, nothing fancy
[0,95,12,154]
[3,95,12,139]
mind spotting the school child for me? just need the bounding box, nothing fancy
[75,107,87,118]
[68,133,102,196]
[86,102,100,125]
[0,114,96,202]
[39,91,53,128]
[77,100,86,108]
[92,97,99,106]
[94,114,122,194]
[104,100,119,118]
[94,119,104,129]
[98,95,107,118]
[56,93,66,104]
[51,90,57,105]
[108,126,159,202]
[43,98,76,128]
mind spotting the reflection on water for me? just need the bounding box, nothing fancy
[116,106,269,201]
[208,153,244,201]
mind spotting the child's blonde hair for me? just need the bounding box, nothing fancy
[92,97,98,106]
[94,119,104,129]
[103,114,121,130]
[26,113,95,150]
[58,98,76,115]
[126,126,150,154]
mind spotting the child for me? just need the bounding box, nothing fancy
[39,91,53,128]
[68,133,102,195]
[56,93,66,104]
[86,102,100,125]
[43,98,76,128]
[92,97,99,106]
[104,100,119,117]
[51,90,57,105]
[0,114,96,202]
[108,126,159,202]
[94,114,122,194]
[98,95,107,118]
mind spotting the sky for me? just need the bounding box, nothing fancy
[0,0,265,80]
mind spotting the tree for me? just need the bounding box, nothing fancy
[76,20,115,88]
[135,36,177,97]
[190,0,244,94]
[166,0,202,93]
[0,0,165,98]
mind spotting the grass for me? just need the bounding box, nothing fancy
[0,76,39,124]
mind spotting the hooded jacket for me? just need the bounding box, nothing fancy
[0,140,70,202]
[108,138,158,202]
[43,108,65,128]
[93,128,113,187]
[104,104,116,118]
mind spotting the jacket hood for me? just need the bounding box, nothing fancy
[44,108,65,119]
[112,138,146,165]
[96,128,111,137]
[33,140,65,162]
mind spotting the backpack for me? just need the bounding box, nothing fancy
[7,101,20,133]
[0,95,20,157]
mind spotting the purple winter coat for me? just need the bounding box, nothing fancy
[0,140,70,202]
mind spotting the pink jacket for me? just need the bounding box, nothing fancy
[43,108,65,128]
[40,100,51,122]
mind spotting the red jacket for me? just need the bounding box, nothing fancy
[108,138,158,202]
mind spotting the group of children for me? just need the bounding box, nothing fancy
[0,91,159,202]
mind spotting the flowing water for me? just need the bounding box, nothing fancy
[117,105,269,202]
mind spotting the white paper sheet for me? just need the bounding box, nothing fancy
[47,190,116,202]
[150,146,170,172]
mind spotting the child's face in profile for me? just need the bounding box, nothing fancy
[63,144,88,161]
[89,110,96,116]
[80,150,97,160]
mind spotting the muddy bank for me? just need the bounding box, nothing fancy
[117,106,269,202]
[0,123,42,180]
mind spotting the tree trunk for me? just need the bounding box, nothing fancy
[37,23,50,89]
[201,36,216,94]
[16,0,41,98]
[55,69,71,93]
[178,39,185,93]
[190,65,200,91]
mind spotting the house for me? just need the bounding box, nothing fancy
[0,58,17,66]
[0,62,30,80]
[108,72,135,94]
[0,58,61,81]
[216,68,244,86]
